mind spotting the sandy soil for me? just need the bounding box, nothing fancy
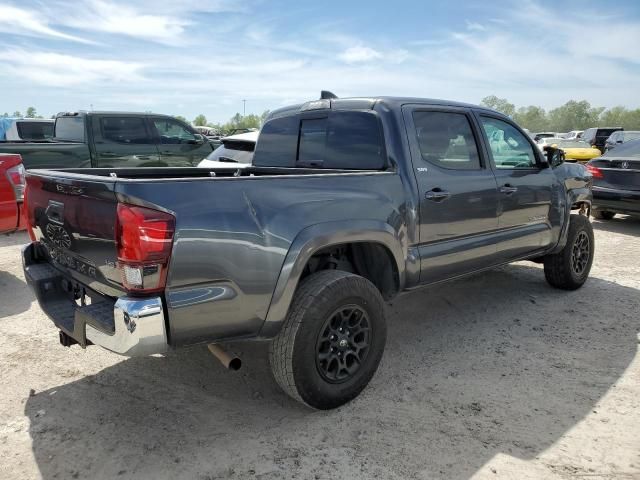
[0,218,639,480]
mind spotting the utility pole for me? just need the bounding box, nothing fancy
[242,99,246,117]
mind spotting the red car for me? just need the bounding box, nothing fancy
[0,153,26,234]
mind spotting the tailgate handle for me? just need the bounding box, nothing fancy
[45,200,65,225]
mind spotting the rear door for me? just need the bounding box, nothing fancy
[150,117,211,166]
[403,106,501,283]
[476,114,554,261]
[92,115,161,167]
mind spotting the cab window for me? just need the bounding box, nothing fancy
[100,117,151,144]
[480,117,537,169]
[412,111,481,170]
[152,118,197,144]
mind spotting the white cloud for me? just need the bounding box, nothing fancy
[0,5,93,43]
[338,46,383,63]
[0,49,146,87]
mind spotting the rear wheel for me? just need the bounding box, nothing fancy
[269,270,386,410]
[593,210,615,220]
[544,214,594,290]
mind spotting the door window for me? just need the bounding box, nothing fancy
[152,118,197,144]
[412,111,481,170]
[100,117,151,145]
[480,117,537,169]
[100,117,151,144]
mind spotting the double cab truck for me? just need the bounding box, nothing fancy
[22,95,594,409]
[0,111,213,169]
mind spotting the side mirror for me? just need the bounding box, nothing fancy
[544,146,564,168]
[190,133,206,145]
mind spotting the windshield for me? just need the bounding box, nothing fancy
[623,131,640,141]
[205,143,254,164]
[54,116,85,142]
[603,138,640,158]
[557,140,590,148]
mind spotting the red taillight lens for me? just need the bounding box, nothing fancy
[6,163,25,201]
[115,203,175,293]
[586,164,604,179]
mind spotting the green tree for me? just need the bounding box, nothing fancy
[260,110,270,125]
[480,95,516,117]
[1,112,8,118]
[193,114,207,126]
[25,106,37,118]
[547,100,604,132]
[174,115,187,123]
[513,106,548,132]
[12,111,21,118]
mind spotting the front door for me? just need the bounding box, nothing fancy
[476,115,554,261]
[403,106,501,283]
[93,116,160,167]
[150,117,209,166]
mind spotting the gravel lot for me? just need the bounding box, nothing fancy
[1,218,639,480]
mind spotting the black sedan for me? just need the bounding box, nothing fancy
[587,139,640,220]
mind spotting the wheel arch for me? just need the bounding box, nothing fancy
[258,220,406,338]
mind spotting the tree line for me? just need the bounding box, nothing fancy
[2,107,42,118]
[480,96,640,132]
[175,111,270,135]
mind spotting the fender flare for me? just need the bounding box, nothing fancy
[258,219,406,338]
[551,187,592,254]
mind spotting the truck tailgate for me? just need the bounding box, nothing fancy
[25,172,124,296]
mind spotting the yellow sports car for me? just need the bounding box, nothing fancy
[556,140,601,162]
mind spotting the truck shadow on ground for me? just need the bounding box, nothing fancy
[591,215,640,236]
[0,270,32,316]
[25,264,639,480]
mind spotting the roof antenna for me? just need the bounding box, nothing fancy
[320,90,338,100]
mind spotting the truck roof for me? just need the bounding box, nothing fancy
[267,96,502,120]
[56,111,175,118]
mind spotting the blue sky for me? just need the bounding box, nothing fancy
[0,0,639,122]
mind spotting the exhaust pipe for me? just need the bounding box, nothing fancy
[207,344,242,371]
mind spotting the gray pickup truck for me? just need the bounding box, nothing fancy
[0,111,213,169]
[22,95,593,409]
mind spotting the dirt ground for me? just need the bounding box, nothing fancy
[0,218,639,480]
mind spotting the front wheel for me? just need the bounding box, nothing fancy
[544,214,594,290]
[269,270,387,410]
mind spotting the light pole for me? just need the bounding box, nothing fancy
[242,99,246,117]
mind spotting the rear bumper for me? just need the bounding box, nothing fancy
[592,186,640,215]
[22,242,168,356]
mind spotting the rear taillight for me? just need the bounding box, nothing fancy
[586,164,604,179]
[115,203,176,293]
[6,163,25,202]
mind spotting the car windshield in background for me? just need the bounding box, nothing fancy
[558,140,590,148]
[54,116,85,142]
[624,131,640,141]
[16,121,53,140]
[206,142,254,164]
[603,139,640,158]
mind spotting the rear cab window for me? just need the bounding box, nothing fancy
[253,110,386,170]
[54,116,86,142]
[16,121,53,140]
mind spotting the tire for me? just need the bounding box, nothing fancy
[593,210,615,220]
[544,214,594,290]
[269,270,387,410]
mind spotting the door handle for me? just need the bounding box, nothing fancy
[425,189,451,202]
[500,184,518,195]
